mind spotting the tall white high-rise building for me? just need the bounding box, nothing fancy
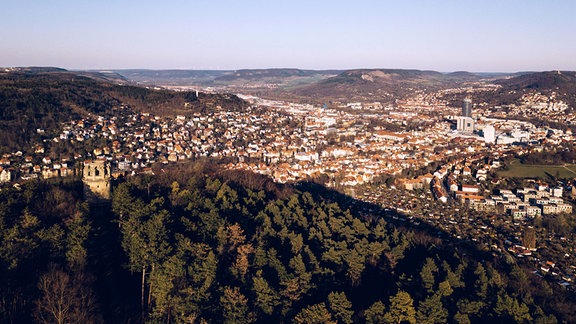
[462,97,472,117]
[456,98,474,133]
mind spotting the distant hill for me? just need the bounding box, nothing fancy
[445,71,482,80]
[291,69,473,102]
[496,71,576,92]
[114,68,342,91]
[214,68,340,81]
[288,69,576,109]
[111,68,499,102]
[0,69,248,153]
[7,67,68,73]
[75,70,129,84]
[211,69,342,93]
[436,71,576,116]
[115,69,231,86]
[497,71,576,111]
[110,68,576,108]
[474,72,531,79]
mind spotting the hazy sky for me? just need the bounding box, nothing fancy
[2,0,575,72]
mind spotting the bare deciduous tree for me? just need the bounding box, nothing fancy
[35,265,100,324]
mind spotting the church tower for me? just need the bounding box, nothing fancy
[82,159,111,200]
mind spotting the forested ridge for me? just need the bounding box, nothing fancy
[0,162,572,323]
[0,70,247,153]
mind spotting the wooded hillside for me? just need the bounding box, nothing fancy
[0,163,571,323]
[0,70,247,152]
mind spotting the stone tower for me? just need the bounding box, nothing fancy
[83,159,111,200]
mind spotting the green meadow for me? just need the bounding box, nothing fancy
[498,160,576,179]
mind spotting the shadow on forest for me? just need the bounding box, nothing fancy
[87,202,142,323]
[109,160,575,322]
[290,181,506,309]
[295,181,496,262]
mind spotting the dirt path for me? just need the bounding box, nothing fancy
[562,165,576,176]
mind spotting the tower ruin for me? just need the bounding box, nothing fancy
[82,159,111,200]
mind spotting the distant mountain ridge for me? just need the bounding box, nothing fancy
[95,68,576,107]
[74,70,129,84]
[214,68,341,81]
[445,71,482,79]
[113,68,342,89]
[115,69,231,85]
[288,68,484,102]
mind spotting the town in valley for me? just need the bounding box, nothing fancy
[2,68,576,293]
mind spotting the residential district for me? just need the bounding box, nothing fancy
[1,86,576,292]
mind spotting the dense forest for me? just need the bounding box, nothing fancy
[0,162,573,323]
[0,70,247,153]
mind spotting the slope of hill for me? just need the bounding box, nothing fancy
[111,68,576,109]
[112,68,490,102]
[496,70,576,92]
[214,68,339,81]
[498,71,576,111]
[114,69,231,85]
[445,71,482,80]
[212,69,342,93]
[291,69,469,102]
[74,70,129,84]
[114,68,342,91]
[0,69,247,153]
[0,165,571,323]
[440,71,576,113]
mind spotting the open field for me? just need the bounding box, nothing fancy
[497,160,576,179]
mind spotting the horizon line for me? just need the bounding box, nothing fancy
[4,66,569,74]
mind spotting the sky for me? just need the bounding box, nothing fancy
[1,0,576,72]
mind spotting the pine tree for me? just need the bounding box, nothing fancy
[416,294,448,324]
[293,303,336,324]
[327,291,354,324]
[251,273,280,316]
[220,286,254,324]
[420,258,438,294]
[473,263,488,299]
[384,290,416,324]
[364,301,386,324]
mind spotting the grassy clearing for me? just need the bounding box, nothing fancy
[497,160,576,179]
